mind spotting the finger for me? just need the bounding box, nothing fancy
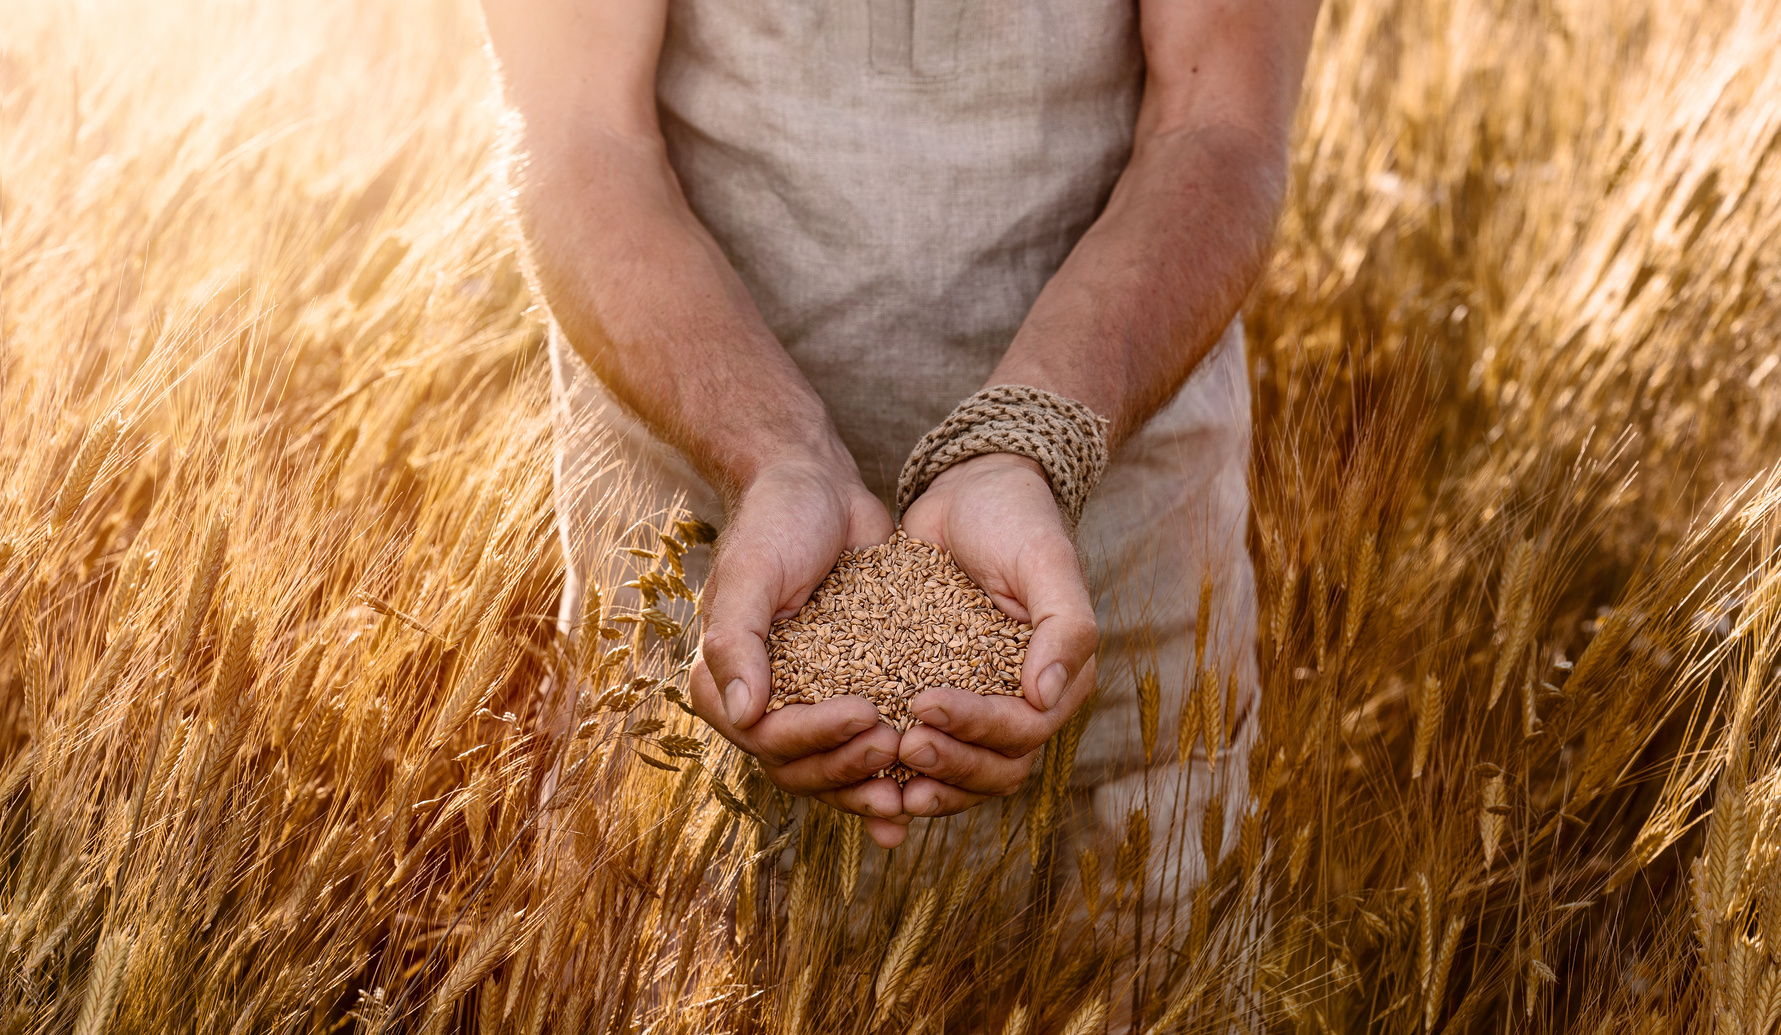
[900,776,993,818]
[865,815,910,848]
[743,696,888,767]
[898,724,1037,795]
[906,685,1057,757]
[814,778,906,823]
[1011,531,1099,711]
[766,723,902,794]
[845,491,897,549]
[690,660,882,764]
[697,541,785,730]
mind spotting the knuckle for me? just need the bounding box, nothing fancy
[700,628,745,664]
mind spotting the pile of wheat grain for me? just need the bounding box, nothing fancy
[767,531,1031,745]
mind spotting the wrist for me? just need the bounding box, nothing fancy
[929,451,1044,486]
[726,427,863,503]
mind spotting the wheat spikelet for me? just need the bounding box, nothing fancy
[77,625,136,723]
[1288,822,1313,889]
[432,909,523,1019]
[1757,963,1781,1035]
[1763,843,1781,962]
[1488,538,1536,709]
[1272,560,1299,659]
[51,412,122,528]
[872,886,938,1026]
[1412,673,1442,779]
[198,610,258,799]
[521,976,551,1035]
[1113,812,1150,912]
[1427,915,1464,1031]
[430,632,508,746]
[1416,871,1438,994]
[503,929,535,1019]
[1176,661,1203,767]
[457,550,508,638]
[146,713,190,817]
[1030,748,1059,867]
[1198,663,1223,769]
[106,545,156,635]
[19,581,49,746]
[1521,656,1542,739]
[781,964,815,1035]
[1143,974,1209,1035]
[0,746,34,804]
[1060,991,1107,1035]
[73,930,132,1035]
[287,699,340,798]
[172,511,230,668]
[1201,787,1224,872]
[1480,773,1507,868]
[271,639,324,751]
[1311,561,1329,669]
[1238,797,1264,879]
[1194,569,1214,672]
[1137,666,1160,765]
[998,1003,1030,1035]
[452,487,504,583]
[478,976,502,1034]
[1078,846,1102,921]
[283,822,344,927]
[1342,533,1376,651]
[1709,769,1750,922]
[839,813,863,901]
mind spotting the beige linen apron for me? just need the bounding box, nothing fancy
[551,0,1259,900]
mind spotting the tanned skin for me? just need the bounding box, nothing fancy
[480,0,1321,848]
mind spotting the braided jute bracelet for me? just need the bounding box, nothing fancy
[895,384,1111,530]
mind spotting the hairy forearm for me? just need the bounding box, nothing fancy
[507,127,854,502]
[990,122,1286,447]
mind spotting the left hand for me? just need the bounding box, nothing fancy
[895,452,1100,818]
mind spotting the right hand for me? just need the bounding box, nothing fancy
[687,456,912,847]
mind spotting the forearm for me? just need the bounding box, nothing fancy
[507,126,853,503]
[990,122,1286,448]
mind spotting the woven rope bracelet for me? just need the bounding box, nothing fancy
[895,384,1111,530]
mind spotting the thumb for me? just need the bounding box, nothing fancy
[1015,532,1098,711]
[698,545,780,731]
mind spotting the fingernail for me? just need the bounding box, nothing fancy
[723,679,750,726]
[921,797,942,816]
[863,746,894,769]
[917,703,951,728]
[907,744,939,770]
[1036,663,1068,708]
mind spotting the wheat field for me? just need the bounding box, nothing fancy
[4,0,1781,1031]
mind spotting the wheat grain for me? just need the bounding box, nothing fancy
[767,531,1030,782]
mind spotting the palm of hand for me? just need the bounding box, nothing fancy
[896,453,1099,819]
